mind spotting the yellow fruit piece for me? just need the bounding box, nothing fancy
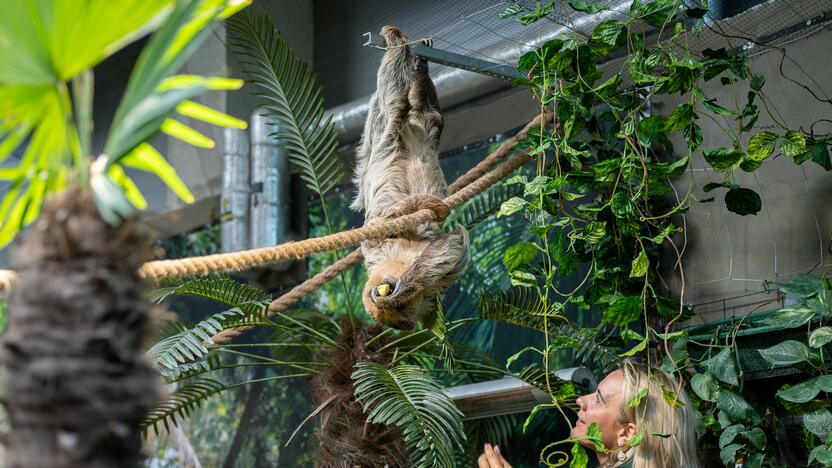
[377,283,391,297]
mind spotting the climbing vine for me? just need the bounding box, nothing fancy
[493,0,832,466]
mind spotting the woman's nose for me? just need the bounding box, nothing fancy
[575,394,585,409]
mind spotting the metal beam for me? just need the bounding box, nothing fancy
[364,38,523,83]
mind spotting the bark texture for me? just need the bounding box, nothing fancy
[0,187,160,467]
[310,319,408,468]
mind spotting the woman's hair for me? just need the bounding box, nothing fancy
[617,361,700,468]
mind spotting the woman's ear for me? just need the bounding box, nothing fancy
[616,422,639,448]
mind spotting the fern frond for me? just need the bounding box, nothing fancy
[141,378,227,436]
[514,364,579,412]
[227,8,343,199]
[446,182,523,230]
[151,277,271,319]
[555,324,621,373]
[158,352,224,383]
[478,287,565,332]
[352,362,466,468]
[147,308,253,370]
[464,414,518,451]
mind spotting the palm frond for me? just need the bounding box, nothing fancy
[147,308,256,370]
[478,287,565,332]
[265,308,340,362]
[158,352,223,383]
[463,414,518,455]
[227,8,343,199]
[352,362,466,468]
[0,0,248,244]
[151,277,271,318]
[446,182,523,230]
[513,363,579,412]
[555,324,621,373]
[141,378,227,436]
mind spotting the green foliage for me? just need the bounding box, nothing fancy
[0,0,247,243]
[142,378,228,436]
[478,287,563,332]
[151,277,271,318]
[227,7,343,200]
[352,362,466,468]
[147,309,248,371]
[446,182,524,230]
[502,1,832,465]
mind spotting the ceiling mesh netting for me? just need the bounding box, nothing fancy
[314,0,832,106]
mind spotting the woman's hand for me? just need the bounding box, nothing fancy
[478,443,512,468]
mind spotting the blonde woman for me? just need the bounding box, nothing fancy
[478,362,700,468]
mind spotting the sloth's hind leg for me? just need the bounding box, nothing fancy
[376,26,414,146]
[408,41,443,150]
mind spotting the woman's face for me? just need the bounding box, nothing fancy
[571,370,634,451]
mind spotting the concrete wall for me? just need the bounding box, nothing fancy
[659,28,832,324]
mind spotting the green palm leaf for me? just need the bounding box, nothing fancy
[478,287,565,332]
[147,308,255,370]
[0,0,249,245]
[141,377,227,436]
[352,362,466,468]
[226,8,343,199]
[151,277,271,317]
[446,182,524,230]
[555,324,621,373]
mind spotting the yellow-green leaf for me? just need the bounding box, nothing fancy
[747,131,777,161]
[158,75,244,91]
[118,143,194,203]
[630,250,649,278]
[108,164,148,210]
[620,339,648,357]
[160,118,215,148]
[177,100,247,129]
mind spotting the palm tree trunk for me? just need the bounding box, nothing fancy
[0,187,159,468]
[311,320,408,468]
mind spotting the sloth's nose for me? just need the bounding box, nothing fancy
[371,277,401,302]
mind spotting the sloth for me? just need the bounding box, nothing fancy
[350,26,469,330]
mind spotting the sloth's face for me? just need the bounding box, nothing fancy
[362,259,431,330]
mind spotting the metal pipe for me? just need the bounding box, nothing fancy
[220,127,250,253]
[325,1,632,144]
[249,110,291,256]
[444,367,596,420]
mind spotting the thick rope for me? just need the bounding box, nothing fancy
[207,148,536,346]
[210,248,366,345]
[447,110,552,194]
[0,112,552,298]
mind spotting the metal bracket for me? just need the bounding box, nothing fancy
[362,32,523,83]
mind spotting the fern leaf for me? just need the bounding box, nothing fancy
[513,363,579,412]
[352,362,466,468]
[227,8,343,199]
[147,308,252,370]
[151,277,271,319]
[478,287,565,332]
[446,183,523,230]
[158,352,224,383]
[464,414,518,454]
[555,324,621,373]
[141,378,227,436]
